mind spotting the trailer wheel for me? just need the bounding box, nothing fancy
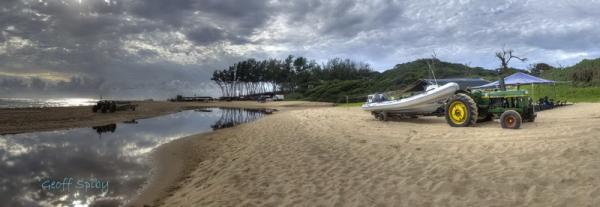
[375,112,388,121]
[500,110,522,129]
[445,93,478,127]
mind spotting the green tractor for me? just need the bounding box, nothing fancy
[445,89,536,129]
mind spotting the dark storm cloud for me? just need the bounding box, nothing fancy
[318,1,404,37]
[270,0,600,69]
[186,26,228,45]
[186,26,248,45]
[1,0,600,98]
[0,0,268,98]
[1,0,138,76]
[130,0,194,26]
[131,0,271,44]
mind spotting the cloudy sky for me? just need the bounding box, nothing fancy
[1,0,599,99]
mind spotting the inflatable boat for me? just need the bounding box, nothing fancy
[362,82,459,114]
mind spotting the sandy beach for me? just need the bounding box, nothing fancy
[3,101,600,206]
[130,102,600,207]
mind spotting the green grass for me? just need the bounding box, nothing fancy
[335,102,364,107]
[517,83,600,103]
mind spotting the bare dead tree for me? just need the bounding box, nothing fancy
[464,61,472,77]
[555,61,564,69]
[495,47,527,90]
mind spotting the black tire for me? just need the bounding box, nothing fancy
[371,112,379,120]
[92,105,99,113]
[373,112,388,121]
[500,110,522,129]
[445,93,478,127]
[100,105,108,113]
[378,112,388,121]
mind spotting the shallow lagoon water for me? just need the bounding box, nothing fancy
[0,108,268,207]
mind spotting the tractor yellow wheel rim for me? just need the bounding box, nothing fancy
[449,101,467,124]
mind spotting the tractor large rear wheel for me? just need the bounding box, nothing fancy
[445,93,478,127]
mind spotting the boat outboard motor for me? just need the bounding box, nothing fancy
[367,95,375,103]
[373,93,387,102]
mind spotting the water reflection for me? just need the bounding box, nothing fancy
[0,108,268,207]
[211,108,269,130]
[123,119,138,124]
[92,124,117,135]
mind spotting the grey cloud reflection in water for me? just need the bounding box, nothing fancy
[0,108,268,207]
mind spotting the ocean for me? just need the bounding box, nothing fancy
[0,98,98,108]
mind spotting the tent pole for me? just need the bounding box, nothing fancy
[553,82,557,101]
[532,83,535,112]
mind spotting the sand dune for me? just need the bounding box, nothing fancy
[134,103,600,207]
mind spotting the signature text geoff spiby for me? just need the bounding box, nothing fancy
[40,177,109,193]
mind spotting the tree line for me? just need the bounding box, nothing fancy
[534,58,600,86]
[211,52,600,102]
[211,55,375,97]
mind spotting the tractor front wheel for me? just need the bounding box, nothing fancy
[500,110,522,129]
[445,93,478,127]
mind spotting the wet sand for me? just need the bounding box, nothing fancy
[133,103,600,207]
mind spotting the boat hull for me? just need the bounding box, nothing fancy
[362,82,459,114]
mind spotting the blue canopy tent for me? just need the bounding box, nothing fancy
[473,72,555,88]
[474,72,559,110]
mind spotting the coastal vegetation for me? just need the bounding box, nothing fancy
[520,83,600,103]
[526,58,600,102]
[212,56,600,103]
[210,55,376,99]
